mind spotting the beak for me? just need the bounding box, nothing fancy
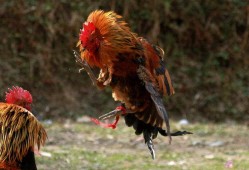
[76,41,86,52]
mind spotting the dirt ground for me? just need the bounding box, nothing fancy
[36,117,249,170]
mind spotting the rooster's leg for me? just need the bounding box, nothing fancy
[92,105,135,129]
[143,129,156,159]
[73,50,97,86]
[91,105,127,129]
[99,105,127,120]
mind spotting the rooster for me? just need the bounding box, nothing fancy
[74,10,191,159]
[0,86,47,170]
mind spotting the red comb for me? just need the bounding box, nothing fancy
[79,22,96,46]
[5,86,32,104]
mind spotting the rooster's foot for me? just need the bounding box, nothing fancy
[103,75,112,86]
[73,50,97,86]
[91,105,126,129]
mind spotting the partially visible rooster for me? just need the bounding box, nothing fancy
[0,86,47,170]
[75,10,191,159]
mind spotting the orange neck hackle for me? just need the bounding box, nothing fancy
[77,10,139,68]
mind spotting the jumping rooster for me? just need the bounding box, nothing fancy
[0,86,47,170]
[74,10,191,159]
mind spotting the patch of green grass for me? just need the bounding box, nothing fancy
[36,121,249,170]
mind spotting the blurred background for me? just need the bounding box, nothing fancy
[0,0,248,121]
[1,1,249,169]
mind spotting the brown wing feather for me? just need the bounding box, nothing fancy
[0,103,47,163]
[137,66,172,143]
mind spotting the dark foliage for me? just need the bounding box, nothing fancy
[0,0,248,121]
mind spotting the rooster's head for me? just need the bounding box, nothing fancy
[5,86,33,110]
[79,21,101,53]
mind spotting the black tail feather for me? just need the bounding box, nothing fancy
[124,114,192,159]
[158,129,193,136]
